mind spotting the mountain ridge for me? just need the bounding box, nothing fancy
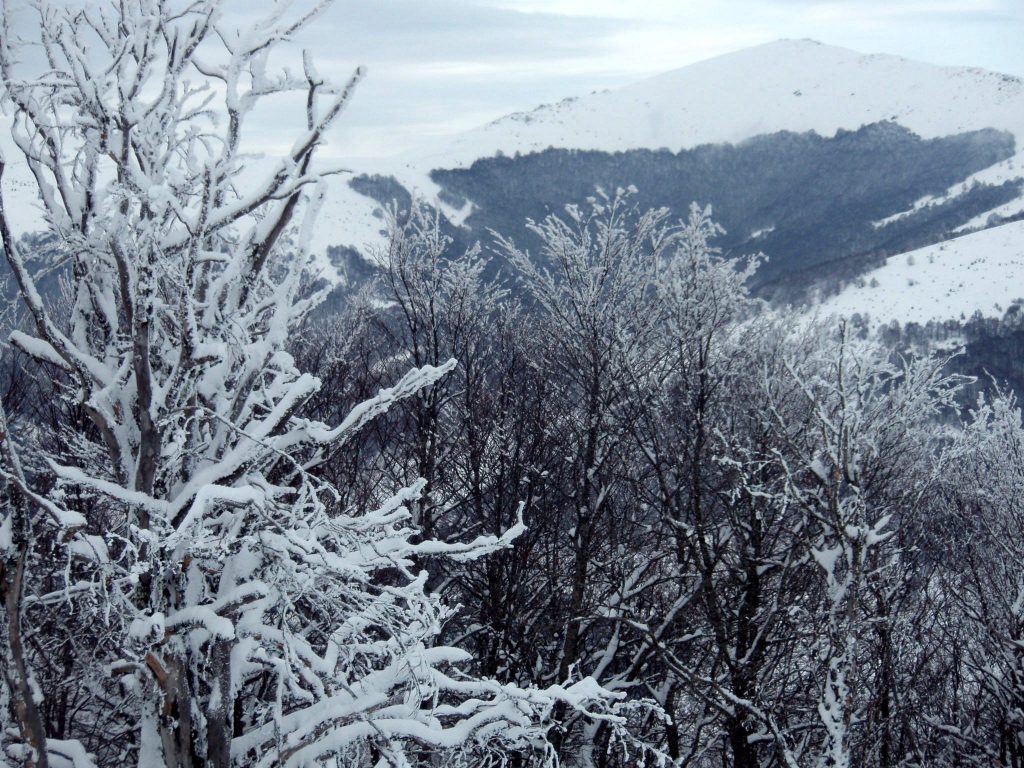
[401,38,1024,166]
[313,38,1024,283]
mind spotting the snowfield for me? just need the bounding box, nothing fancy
[815,219,1024,327]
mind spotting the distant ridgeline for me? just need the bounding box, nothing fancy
[349,122,1019,303]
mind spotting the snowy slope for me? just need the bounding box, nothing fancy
[815,219,1024,327]
[316,39,1024,257]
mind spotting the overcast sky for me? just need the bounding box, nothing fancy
[238,0,1023,159]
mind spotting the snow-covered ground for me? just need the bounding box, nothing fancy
[815,219,1024,327]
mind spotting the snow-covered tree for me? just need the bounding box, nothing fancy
[763,324,962,768]
[933,389,1024,767]
[493,190,679,761]
[358,204,551,676]
[0,2,628,765]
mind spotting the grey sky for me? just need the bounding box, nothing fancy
[253,0,1024,159]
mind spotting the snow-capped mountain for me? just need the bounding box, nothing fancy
[320,39,1024,318]
[412,39,1024,169]
[3,39,1022,323]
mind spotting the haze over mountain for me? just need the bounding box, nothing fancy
[317,38,1024,318]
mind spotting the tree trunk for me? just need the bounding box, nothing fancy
[2,547,51,768]
[1,412,50,768]
[206,638,234,768]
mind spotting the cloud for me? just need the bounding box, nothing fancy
[304,0,629,65]
[262,0,651,157]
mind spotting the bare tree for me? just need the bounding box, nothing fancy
[762,324,962,768]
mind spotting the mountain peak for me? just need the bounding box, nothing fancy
[410,40,1023,171]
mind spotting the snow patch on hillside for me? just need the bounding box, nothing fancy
[953,196,1024,234]
[873,152,1024,231]
[308,157,461,261]
[816,220,1024,327]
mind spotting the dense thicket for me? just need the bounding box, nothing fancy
[280,196,1024,768]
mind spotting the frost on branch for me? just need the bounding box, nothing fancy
[0,1,629,765]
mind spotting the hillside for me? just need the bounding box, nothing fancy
[814,219,1024,326]
[314,39,1024,309]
